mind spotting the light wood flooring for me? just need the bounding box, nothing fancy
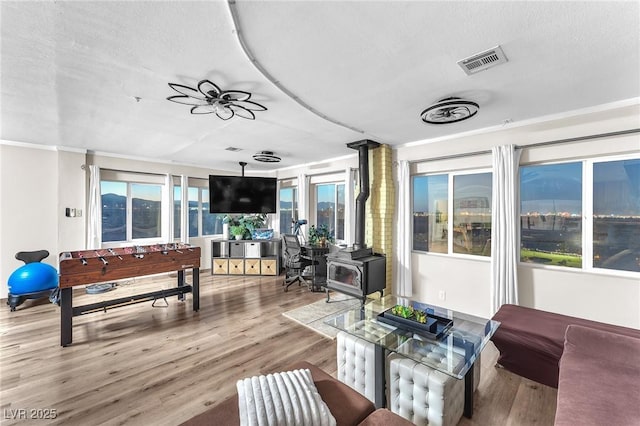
[0,272,557,425]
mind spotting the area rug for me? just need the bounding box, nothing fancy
[282,293,361,339]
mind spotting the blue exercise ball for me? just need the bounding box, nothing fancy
[8,263,58,295]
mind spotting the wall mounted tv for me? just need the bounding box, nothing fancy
[208,175,277,214]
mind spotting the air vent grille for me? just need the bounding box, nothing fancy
[458,45,508,75]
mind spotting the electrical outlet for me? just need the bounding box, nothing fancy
[438,290,446,301]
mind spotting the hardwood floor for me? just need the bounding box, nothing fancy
[0,272,557,425]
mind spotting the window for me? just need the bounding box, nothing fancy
[279,186,297,235]
[188,186,225,237]
[100,180,162,243]
[453,173,492,256]
[593,159,640,272]
[101,181,127,242]
[412,175,448,253]
[202,189,224,235]
[520,157,639,274]
[316,183,345,240]
[173,186,181,239]
[131,184,162,239]
[412,171,491,256]
[520,163,583,268]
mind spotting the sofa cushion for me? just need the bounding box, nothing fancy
[555,325,640,425]
[490,304,640,388]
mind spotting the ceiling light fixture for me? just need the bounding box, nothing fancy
[420,97,479,124]
[253,151,281,163]
[167,79,267,120]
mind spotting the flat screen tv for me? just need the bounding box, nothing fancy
[208,175,277,214]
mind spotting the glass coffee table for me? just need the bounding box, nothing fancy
[325,296,500,418]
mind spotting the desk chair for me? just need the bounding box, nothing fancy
[282,234,313,292]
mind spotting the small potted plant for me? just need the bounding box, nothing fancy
[308,224,334,247]
[230,224,247,240]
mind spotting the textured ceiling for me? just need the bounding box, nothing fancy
[1,1,639,172]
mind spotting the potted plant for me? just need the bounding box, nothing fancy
[308,224,334,247]
[230,224,247,240]
[224,214,267,240]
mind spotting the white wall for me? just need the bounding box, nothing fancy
[397,102,640,328]
[1,144,59,299]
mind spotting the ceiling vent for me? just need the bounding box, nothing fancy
[457,45,508,75]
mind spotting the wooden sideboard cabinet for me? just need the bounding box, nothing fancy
[211,239,281,276]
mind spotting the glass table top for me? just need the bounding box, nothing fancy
[325,296,500,380]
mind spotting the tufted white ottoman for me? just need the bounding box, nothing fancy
[387,352,481,426]
[336,329,378,403]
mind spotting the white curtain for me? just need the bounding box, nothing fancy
[298,173,309,223]
[491,144,522,314]
[180,175,189,244]
[393,160,413,297]
[86,165,102,249]
[343,167,357,246]
[164,174,174,243]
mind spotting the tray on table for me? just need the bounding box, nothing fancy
[377,307,453,340]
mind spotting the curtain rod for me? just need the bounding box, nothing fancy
[413,128,640,163]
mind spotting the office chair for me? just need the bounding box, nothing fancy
[282,234,313,292]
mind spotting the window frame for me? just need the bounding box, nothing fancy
[412,167,493,260]
[519,153,640,277]
[314,181,346,244]
[100,178,165,247]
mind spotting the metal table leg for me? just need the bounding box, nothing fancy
[463,365,474,418]
[60,287,72,347]
[192,267,199,312]
[374,344,386,408]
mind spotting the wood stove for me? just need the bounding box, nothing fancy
[326,139,386,303]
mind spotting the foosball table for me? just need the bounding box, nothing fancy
[58,243,201,346]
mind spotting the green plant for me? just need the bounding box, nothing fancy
[230,224,247,239]
[224,214,267,239]
[390,304,429,324]
[308,224,334,246]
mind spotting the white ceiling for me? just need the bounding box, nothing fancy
[2,1,639,172]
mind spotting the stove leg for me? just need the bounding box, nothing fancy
[325,288,330,303]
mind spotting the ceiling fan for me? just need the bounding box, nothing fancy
[167,79,267,120]
[420,97,479,124]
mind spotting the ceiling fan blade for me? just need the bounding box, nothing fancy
[230,104,256,120]
[167,95,208,106]
[168,83,204,99]
[197,80,222,99]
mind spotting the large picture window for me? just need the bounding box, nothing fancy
[520,156,639,274]
[412,175,448,253]
[453,173,492,256]
[101,181,127,242]
[189,186,224,237]
[100,180,162,243]
[520,162,583,268]
[131,183,162,239]
[412,171,491,257]
[593,158,640,272]
[316,183,345,241]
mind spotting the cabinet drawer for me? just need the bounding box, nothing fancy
[244,242,261,258]
[229,242,245,257]
[212,258,229,275]
[229,258,245,275]
[260,258,277,276]
[244,259,261,275]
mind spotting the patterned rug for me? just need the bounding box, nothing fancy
[282,293,361,339]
